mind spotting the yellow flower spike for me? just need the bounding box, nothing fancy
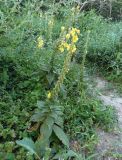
[66,33,70,40]
[47,92,51,99]
[61,26,65,32]
[72,35,78,43]
[37,37,44,48]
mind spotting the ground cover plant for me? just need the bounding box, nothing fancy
[0,0,121,159]
[82,10,122,92]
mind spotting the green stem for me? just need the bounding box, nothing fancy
[79,30,90,91]
[52,51,73,98]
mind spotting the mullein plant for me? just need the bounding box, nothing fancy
[16,24,80,159]
[16,4,91,158]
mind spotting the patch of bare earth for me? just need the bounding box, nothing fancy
[94,77,122,160]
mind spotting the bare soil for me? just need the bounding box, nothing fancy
[94,77,122,159]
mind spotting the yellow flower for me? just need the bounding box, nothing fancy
[72,35,78,43]
[70,28,80,35]
[59,44,64,52]
[61,26,65,32]
[70,45,76,53]
[47,92,51,99]
[66,34,70,40]
[72,28,76,32]
[64,43,70,51]
[48,20,54,26]
[76,29,80,34]
[66,44,70,51]
[37,37,44,48]
[63,42,67,47]
[38,40,44,48]
[70,29,75,36]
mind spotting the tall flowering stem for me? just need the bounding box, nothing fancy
[49,27,80,99]
[79,30,90,92]
[52,50,73,98]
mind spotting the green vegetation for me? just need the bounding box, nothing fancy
[0,0,121,159]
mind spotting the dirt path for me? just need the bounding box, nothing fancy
[92,76,122,159]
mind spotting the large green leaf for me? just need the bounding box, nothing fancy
[53,150,80,160]
[16,138,37,155]
[45,116,54,130]
[53,125,69,148]
[31,110,45,122]
[46,73,55,85]
[40,117,54,139]
[35,139,49,158]
[37,101,45,109]
[55,116,63,127]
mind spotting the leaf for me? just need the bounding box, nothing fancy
[53,150,79,160]
[16,138,37,155]
[86,153,98,160]
[35,139,49,157]
[37,101,45,109]
[45,116,54,130]
[52,151,65,159]
[55,116,63,127]
[66,150,79,157]
[0,152,13,160]
[31,111,45,122]
[50,106,63,118]
[46,73,55,85]
[40,117,54,140]
[53,125,69,148]
[43,147,51,160]
[5,153,15,160]
[40,124,52,140]
[31,104,49,122]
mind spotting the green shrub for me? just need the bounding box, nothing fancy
[78,10,122,81]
